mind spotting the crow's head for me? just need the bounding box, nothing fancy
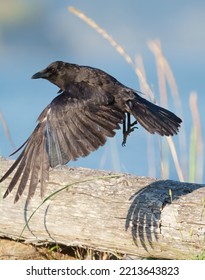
[32,61,70,91]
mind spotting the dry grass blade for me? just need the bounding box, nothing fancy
[148,40,168,107]
[147,41,170,179]
[0,111,15,150]
[148,40,186,181]
[135,55,156,178]
[166,136,184,182]
[135,53,184,181]
[68,6,134,67]
[189,92,203,182]
[135,55,156,102]
[148,40,182,111]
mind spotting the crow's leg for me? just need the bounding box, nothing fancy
[122,112,138,146]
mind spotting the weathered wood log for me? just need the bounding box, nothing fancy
[0,157,205,259]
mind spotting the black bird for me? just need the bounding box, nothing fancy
[0,61,182,203]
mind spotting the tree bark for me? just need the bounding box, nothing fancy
[0,158,205,259]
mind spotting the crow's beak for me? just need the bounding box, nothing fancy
[31,70,49,79]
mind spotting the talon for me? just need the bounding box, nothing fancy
[122,139,126,146]
[130,120,138,127]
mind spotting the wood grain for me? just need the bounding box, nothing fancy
[0,158,205,259]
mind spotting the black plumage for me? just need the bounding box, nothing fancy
[0,61,182,202]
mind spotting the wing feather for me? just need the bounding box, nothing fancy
[13,145,35,202]
[1,83,124,202]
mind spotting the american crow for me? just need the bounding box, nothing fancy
[0,61,182,203]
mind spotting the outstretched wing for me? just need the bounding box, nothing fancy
[1,83,125,202]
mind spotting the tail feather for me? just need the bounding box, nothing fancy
[129,95,182,136]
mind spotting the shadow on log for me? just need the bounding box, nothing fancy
[0,158,205,259]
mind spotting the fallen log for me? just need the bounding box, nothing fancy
[0,158,205,259]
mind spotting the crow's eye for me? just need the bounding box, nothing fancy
[50,67,56,74]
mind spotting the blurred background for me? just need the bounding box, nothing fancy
[0,0,204,183]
